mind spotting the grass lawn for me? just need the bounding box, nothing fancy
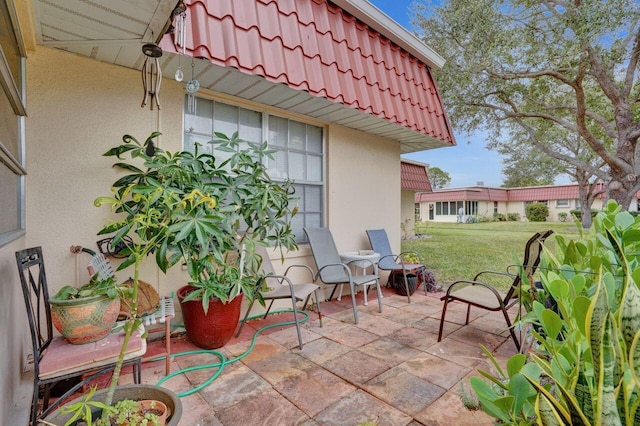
[401,221,582,290]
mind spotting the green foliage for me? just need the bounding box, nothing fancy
[470,200,640,425]
[557,212,568,222]
[96,131,298,310]
[96,399,161,426]
[427,166,451,189]
[525,202,548,222]
[60,387,110,426]
[507,213,520,222]
[570,209,599,220]
[53,274,124,301]
[493,212,506,221]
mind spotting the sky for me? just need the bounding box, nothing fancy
[368,0,506,188]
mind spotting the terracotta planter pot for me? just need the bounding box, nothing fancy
[49,295,120,344]
[177,285,243,349]
[138,399,168,425]
[43,384,182,426]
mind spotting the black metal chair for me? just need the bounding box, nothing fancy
[16,247,146,425]
[437,230,553,352]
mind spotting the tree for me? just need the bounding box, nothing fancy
[427,166,451,189]
[413,0,640,209]
[499,142,565,188]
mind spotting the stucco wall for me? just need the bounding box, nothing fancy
[401,190,416,237]
[326,125,401,254]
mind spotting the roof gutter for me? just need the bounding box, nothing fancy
[331,0,446,70]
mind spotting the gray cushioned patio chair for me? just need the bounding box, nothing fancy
[437,230,553,352]
[236,244,322,349]
[304,227,382,324]
[366,229,425,303]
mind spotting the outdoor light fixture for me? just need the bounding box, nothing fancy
[141,42,163,110]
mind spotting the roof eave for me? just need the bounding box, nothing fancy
[331,0,445,70]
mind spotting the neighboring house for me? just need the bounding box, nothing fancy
[415,183,635,223]
[401,160,432,237]
[0,0,455,422]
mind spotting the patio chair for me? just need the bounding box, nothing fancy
[437,230,553,352]
[366,229,425,303]
[304,227,382,324]
[236,244,322,349]
[16,247,146,426]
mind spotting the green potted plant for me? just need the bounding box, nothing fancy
[469,200,640,425]
[97,130,297,350]
[48,274,124,344]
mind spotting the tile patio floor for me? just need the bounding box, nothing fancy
[128,287,521,425]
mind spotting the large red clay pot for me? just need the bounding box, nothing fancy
[177,285,243,349]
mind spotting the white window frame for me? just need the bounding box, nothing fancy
[556,199,570,208]
[182,97,325,244]
[0,1,26,247]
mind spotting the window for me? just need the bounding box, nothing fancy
[556,199,569,208]
[414,203,420,222]
[183,98,324,243]
[575,199,581,209]
[494,201,498,214]
[0,1,26,247]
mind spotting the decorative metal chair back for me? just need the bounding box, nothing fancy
[502,229,553,303]
[16,247,52,376]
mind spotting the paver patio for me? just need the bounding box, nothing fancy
[127,287,521,425]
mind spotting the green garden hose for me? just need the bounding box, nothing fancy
[154,309,309,397]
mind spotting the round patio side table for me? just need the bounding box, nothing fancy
[338,251,380,305]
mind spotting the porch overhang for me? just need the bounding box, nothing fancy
[25,0,455,153]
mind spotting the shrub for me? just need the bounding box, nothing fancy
[570,208,599,220]
[507,212,520,221]
[493,212,506,221]
[525,202,548,222]
[557,212,568,222]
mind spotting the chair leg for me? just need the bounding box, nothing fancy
[502,308,521,352]
[402,270,411,304]
[314,289,323,327]
[375,278,383,313]
[465,304,471,325]
[328,285,338,301]
[31,384,39,426]
[438,299,449,342]
[290,298,304,350]
[236,298,257,338]
[349,281,359,324]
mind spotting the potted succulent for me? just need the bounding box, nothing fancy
[49,274,124,344]
[97,131,297,350]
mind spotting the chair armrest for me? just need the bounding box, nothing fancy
[472,270,515,281]
[316,262,352,282]
[283,264,315,281]
[262,274,296,292]
[443,279,504,303]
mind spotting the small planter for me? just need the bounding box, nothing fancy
[50,295,120,344]
[177,285,243,349]
[43,384,182,426]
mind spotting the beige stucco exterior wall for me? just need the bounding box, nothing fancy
[326,125,401,253]
[401,190,416,237]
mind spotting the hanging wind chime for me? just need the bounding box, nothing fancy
[173,1,187,82]
[186,60,200,114]
[171,0,199,114]
[141,42,163,110]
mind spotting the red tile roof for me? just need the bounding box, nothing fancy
[401,162,432,191]
[161,0,455,145]
[415,183,610,203]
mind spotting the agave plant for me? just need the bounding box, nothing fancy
[470,200,640,425]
